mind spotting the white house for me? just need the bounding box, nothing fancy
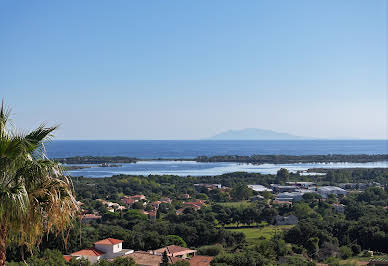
[70,238,133,263]
[318,186,347,198]
[70,248,104,264]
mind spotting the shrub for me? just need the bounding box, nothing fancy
[351,244,361,256]
[339,246,352,259]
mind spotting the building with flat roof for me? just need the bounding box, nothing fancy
[318,186,347,198]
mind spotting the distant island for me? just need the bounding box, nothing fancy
[55,154,388,165]
[208,128,308,140]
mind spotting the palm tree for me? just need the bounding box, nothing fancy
[0,102,79,265]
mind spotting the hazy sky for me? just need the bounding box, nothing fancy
[1,0,387,139]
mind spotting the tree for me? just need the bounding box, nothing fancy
[276,168,289,184]
[339,246,352,259]
[305,237,319,259]
[160,251,169,266]
[0,102,79,266]
[231,184,253,201]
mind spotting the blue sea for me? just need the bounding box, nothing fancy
[45,140,388,177]
[45,140,387,159]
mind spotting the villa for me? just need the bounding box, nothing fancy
[69,238,134,264]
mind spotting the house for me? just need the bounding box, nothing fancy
[81,214,102,224]
[275,192,305,202]
[122,251,183,266]
[122,195,146,207]
[190,255,214,266]
[151,201,162,208]
[317,186,347,198]
[131,195,146,201]
[339,183,367,190]
[194,184,222,191]
[121,198,136,207]
[71,248,104,264]
[275,215,298,225]
[152,245,197,259]
[271,184,299,193]
[160,197,172,204]
[180,194,191,199]
[248,185,272,192]
[97,199,124,211]
[286,182,316,188]
[176,205,201,215]
[69,238,134,264]
[184,199,205,207]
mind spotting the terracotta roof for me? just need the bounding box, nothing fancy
[94,238,123,245]
[71,248,104,257]
[154,245,196,256]
[123,251,182,266]
[190,255,214,266]
[63,255,72,262]
[122,198,136,204]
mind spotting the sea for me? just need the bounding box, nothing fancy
[45,140,388,177]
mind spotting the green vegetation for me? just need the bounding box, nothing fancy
[196,154,388,164]
[55,154,388,165]
[55,156,138,164]
[2,132,387,265]
[0,102,78,266]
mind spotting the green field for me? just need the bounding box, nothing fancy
[228,225,294,245]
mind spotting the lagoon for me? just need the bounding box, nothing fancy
[66,160,388,178]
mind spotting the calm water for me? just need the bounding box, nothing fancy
[46,140,387,159]
[46,140,387,177]
[67,160,388,177]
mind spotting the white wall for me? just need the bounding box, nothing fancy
[94,243,122,254]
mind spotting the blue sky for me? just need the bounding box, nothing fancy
[0,0,386,139]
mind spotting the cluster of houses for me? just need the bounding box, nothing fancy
[176,199,206,215]
[97,199,126,212]
[194,183,231,193]
[79,192,209,223]
[246,181,368,222]
[255,183,348,202]
[64,238,213,266]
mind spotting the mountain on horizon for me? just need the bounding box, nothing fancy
[208,128,308,140]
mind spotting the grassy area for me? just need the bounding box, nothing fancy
[228,225,294,245]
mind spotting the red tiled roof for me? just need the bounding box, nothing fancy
[124,251,183,266]
[154,245,196,256]
[63,255,72,262]
[190,255,214,266]
[94,238,123,245]
[122,198,136,204]
[71,248,104,257]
